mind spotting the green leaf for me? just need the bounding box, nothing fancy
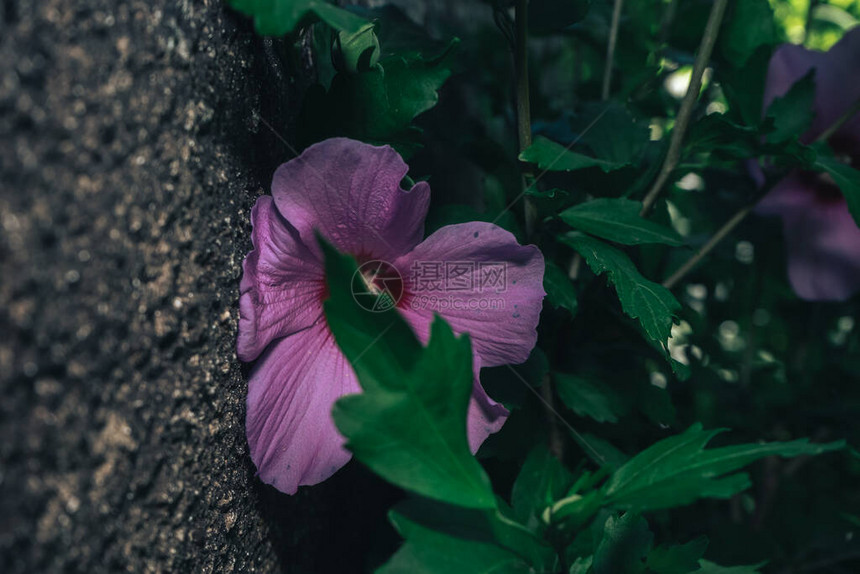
[559,199,685,246]
[720,46,773,126]
[336,22,380,73]
[302,44,456,155]
[480,348,549,410]
[543,261,578,315]
[527,187,574,220]
[511,445,574,526]
[558,233,681,345]
[813,153,860,227]
[569,556,593,574]
[554,373,627,423]
[764,70,816,144]
[685,114,760,159]
[529,0,590,33]
[697,560,765,574]
[381,498,555,572]
[638,383,677,427]
[593,513,653,574]
[646,537,709,574]
[226,0,367,36]
[721,0,776,67]
[546,469,606,533]
[571,432,630,470]
[311,2,368,33]
[602,423,844,512]
[577,102,650,167]
[381,507,533,574]
[321,239,496,510]
[547,490,605,538]
[520,136,628,173]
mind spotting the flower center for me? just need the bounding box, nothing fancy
[352,259,404,312]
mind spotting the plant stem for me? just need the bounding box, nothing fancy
[804,0,820,45]
[662,202,754,289]
[513,0,562,461]
[602,0,624,101]
[816,98,860,143]
[515,0,532,154]
[639,0,729,217]
[514,0,537,238]
[658,0,680,46]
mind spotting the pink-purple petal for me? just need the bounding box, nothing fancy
[758,29,860,301]
[271,138,431,262]
[756,173,819,215]
[780,198,860,301]
[765,28,860,142]
[237,196,326,362]
[245,321,359,494]
[466,354,509,453]
[395,221,545,367]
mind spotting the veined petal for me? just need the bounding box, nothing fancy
[271,138,431,262]
[246,321,359,494]
[238,196,325,362]
[395,221,546,368]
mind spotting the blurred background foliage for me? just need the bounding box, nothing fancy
[227,0,860,571]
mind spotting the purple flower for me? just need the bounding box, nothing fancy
[757,28,860,301]
[237,138,545,494]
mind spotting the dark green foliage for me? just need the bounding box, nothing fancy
[226,0,366,36]
[227,1,860,571]
[558,233,681,345]
[602,424,844,512]
[559,198,685,246]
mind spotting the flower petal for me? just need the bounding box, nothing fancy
[246,321,359,494]
[764,43,823,115]
[466,354,509,453]
[766,28,860,141]
[271,138,431,261]
[395,221,546,367]
[778,198,860,302]
[756,173,818,215]
[238,196,325,362]
[808,27,860,141]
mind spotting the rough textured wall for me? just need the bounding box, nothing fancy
[0,1,398,572]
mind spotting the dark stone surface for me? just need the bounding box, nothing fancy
[0,1,401,572]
